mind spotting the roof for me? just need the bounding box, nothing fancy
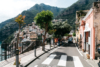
[83,8,93,21]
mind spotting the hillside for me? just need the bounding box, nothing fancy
[56,0,98,28]
[0,3,64,41]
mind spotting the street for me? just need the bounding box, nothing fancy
[27,43,92,67]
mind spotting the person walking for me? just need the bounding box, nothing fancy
[62,38,65,46]
[54,38,57,45]
[58,38,60,46]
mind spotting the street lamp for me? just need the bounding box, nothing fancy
[30,27,42,57]
[15,33,19,67]
[30,27,37,57]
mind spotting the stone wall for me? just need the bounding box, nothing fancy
[93,2,100,45]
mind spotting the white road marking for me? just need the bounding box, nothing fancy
[73,56,83,67]
[34,65,38,67]
[75,44,83,56]
[57,55,67,66]
[86,60,94,67]
[42,54,56,65]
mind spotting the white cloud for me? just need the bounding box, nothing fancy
[0,0,36,23]
[0,0,78,23]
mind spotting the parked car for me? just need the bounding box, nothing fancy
[68,37,73,43]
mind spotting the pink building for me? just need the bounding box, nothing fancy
[78,2,100,59]
[80,8,95,59]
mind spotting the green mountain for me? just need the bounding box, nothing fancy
[56,0,98,28]
[0,3,64,41]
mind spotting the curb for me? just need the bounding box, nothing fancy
[23,46,58,67]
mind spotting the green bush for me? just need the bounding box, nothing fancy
[73,33,76,36]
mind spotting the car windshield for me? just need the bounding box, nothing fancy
[69,37,72,41]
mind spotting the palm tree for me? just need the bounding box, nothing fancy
[15,15,25,49]
[15,15,26,34]
[14,15,25,66]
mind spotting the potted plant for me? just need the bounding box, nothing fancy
[82,49,85,52]
[86,54,90,59]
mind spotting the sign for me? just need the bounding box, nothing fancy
[30,32,37,40]
[88,37,91,45]
[84,23,90,31]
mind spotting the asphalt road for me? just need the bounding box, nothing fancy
[27,43,92,67]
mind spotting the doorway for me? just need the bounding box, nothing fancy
[84,31,90,54]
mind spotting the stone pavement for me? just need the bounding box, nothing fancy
[0,44,57,67]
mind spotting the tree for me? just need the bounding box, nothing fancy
[73,33,76,36]
[53,21,72,38]
[15,15,26,33]
[48,29,56,35]
[34,10,53,51]
[15,15,25,48]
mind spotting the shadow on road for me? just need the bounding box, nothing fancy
[48,51,73,61]
[58,42,76,47]
[67,56,73,61]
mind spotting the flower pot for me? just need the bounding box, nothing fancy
[82,49,85,52]
[86,54,90,59]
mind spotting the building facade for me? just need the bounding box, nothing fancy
[76,2,100,59]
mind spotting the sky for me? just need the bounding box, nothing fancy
[0,0,78,23]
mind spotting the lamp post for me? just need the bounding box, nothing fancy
[34,38,36,57]
[34,28,41,57]
[31,27,37,57]
[16,33,19,67]
[31,27,41,57]
[30,32,37,57]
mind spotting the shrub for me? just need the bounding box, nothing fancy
[73,33,76,36]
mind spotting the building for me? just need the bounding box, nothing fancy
[76,1,100,59]
[75,10,89,50]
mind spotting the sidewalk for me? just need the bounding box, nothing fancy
[77,47,99,67]
[0,44,57,67]
[81,51,99,67]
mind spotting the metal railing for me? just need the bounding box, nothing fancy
[0,40,42,61]
[0,43,16,61]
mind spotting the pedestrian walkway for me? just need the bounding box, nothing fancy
[28,43,92,67]
[29,54,84,67]
[0,44,57,67]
